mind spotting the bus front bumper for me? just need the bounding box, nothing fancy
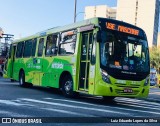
[94,80,149,98]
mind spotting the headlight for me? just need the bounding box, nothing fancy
[100,69,111,84]
[144,76,149,86]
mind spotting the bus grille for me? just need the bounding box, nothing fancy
[115,83,141,88]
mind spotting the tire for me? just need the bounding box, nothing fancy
[62,75,78,98]
[19,71,27,87]
[10,79,15,82]
[103,96,115,101]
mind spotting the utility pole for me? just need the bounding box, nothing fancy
[74,0,77,23]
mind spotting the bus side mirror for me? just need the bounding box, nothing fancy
[96,31,102,42]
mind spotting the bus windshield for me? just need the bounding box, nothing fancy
[100,31,149,73]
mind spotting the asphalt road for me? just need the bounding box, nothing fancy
[0,77,160,126]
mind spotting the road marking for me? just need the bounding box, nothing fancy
[19,98,128,115]
[44,97,160,116]
[113,105,160,115]
[44,97,160,112]
[41,108,95,117]
[117,98,160,106]
[44,98,106,107]
[45,97,160,116]
[116,98,160,108]
[0,110,29,117]
[116,102,160,111]
[0,100,23,106]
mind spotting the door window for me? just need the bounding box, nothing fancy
[45,34,58,56]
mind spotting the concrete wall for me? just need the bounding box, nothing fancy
[116,0,159,47]
[84,5,116,20]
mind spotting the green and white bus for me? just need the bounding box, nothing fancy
[4,17,150,99]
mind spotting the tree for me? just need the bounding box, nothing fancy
[150,46,160,74]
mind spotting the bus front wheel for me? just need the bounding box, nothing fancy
[10,79,15,82]
[103,96,115,101]
[62,75,77,98]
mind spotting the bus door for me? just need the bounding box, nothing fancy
[32,37,45,86]
[10,45,16,78]
[42,34,58,87]
[79,28,95,93]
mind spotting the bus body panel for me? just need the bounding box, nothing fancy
[42,56,75,88]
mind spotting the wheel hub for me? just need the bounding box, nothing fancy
[64,81,72,93]
[20,77,23,85]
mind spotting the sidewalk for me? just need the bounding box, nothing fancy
[142,87,160,103]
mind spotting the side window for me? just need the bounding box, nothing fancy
[23,40,32,57]
[59,30,76,55]
[32,38,37,57]
[9,44,12,58]
[45,34,58,56]
[16,42,24,58]
[38,38,44,57]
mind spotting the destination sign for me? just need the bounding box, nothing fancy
[106,22,139,36]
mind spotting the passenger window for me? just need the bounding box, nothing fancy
[45,34,58,56]
[59,30,76,55]
[23,40,32,57]
[16,42,24,58]
[32,38,37,57]
[38,38,44,57]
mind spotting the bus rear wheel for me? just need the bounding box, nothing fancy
[62,75,78,98]
[19,71,27,87]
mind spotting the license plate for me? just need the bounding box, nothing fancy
[123,88,133,93]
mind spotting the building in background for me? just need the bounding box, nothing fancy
[116,0,159,47]
[84,5,116,20]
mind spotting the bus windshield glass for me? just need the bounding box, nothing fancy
[100,30,149,73]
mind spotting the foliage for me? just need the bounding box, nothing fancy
[149,46,160,74]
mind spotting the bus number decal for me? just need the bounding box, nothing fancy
[51,62,64,69]
[117,80,126,84]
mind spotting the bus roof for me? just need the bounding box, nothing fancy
[12,17,146,43]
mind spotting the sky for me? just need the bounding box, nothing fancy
[0,0,117,39]
[1,0,160,41]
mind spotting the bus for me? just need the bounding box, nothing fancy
[4,17,150,100]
